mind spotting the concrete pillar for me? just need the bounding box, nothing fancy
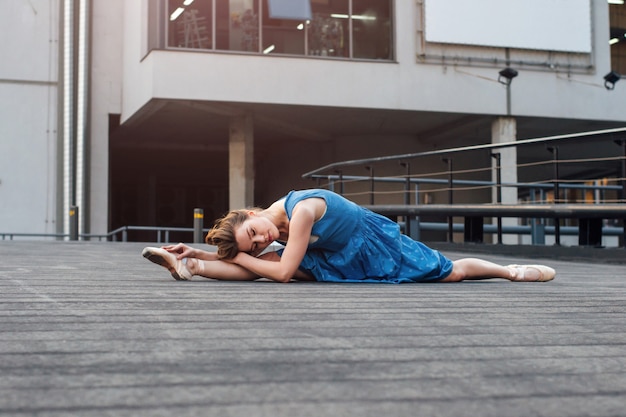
[229,114,254,209]
[491,117,518,244]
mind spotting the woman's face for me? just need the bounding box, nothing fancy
[234,213,278,256]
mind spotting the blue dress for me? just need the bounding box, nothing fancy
[282,189,453,283]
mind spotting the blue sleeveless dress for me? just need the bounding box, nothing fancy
[282,189,453,283]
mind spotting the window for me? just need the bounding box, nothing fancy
[309,0,349,57]
[352,0,393,59]
[609,2,626,74]
[216,0,259,52]
[262,0,307,55]
[167,0,213,49]
[160,0,393,60]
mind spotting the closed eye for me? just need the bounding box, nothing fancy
[248,227,257,253]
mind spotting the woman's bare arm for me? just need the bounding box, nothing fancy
[192,250,313,282]
[230,199,321,282]
[162,243,219,261]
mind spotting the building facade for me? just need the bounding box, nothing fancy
[1,0,625,242]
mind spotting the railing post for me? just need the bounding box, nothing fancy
[616,139,626,247]
[622,140,626,248]
[335,170,344,195]
[491,152,503,244]
[547,146,561,245]
[69,206,79,241]
[366,166,375,205]
[442,158,453,242]
[194,208,204,243]
[411,183,422,241]
[401,162,411,237]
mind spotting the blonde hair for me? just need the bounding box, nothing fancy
[205,208,262,259]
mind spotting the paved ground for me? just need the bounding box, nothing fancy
[0,241,625,417]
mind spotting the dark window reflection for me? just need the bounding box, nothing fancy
[216,0,259,52]
[309,0,349,57]
[167,0,213,49]
[163,0,393,60]
[352,0,393,60]
[262,0,306,55]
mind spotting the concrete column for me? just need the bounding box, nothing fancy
[229,114,255,209]
[491,117,518,244]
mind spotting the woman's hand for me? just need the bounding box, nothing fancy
[161,243,196,260]
[162,242,219,261]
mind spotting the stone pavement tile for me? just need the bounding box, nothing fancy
[0,241,625,417]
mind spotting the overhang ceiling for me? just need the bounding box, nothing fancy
[112,98,626,167]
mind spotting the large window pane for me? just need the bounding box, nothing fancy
[309,0,349,57]
[609,3,626,75]
[158,0,394,60]
[262,0,306,55]
[167,0,213,49]
[352,0,392,60]
[216,0,259,52]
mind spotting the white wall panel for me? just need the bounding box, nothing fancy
[424,0,592,53]
[0,0,58,80]
[0,85,57,234]
[0,0,58,235]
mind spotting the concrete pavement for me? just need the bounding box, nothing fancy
[1,241,625,417]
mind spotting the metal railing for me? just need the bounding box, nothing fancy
[303,127,626,248]
[0,226,209,243]
[2,208,208,243]
[302,127,626,180]
[3,129,625,247]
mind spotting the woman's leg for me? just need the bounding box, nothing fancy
[144,247,312,282]
[441,258,555,282]
[143,246,259,281]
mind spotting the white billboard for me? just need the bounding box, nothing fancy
[424,0,592,53]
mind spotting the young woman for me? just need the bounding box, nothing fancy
[142,189,556,283]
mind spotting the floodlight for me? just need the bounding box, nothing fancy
[604,71,621,90]
[498,68,519,86]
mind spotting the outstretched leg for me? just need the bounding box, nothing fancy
[143,247,313,282]
[441,258,555,282]
[143,246,259,281]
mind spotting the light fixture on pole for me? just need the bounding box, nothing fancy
[498,68,518,116]
[498,67,518,86]
[604,71,621,90]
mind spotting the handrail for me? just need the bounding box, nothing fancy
[362,203,626,219]
[1,226,210,242]
[310,174,623,192]
[302,127,626,178]
[1,233,70,241]
[106,225,211,242]
[365,203,626,247]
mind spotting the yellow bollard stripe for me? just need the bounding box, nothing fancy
[194,212,204,219]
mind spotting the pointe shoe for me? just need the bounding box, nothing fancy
[507,264,556,282]
[142,247,192,281]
